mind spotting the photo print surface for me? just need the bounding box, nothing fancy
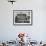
[13,10,32,25]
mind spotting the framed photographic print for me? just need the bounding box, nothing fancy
[13,10,32,25]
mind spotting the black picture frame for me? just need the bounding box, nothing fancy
[13,10,33,26]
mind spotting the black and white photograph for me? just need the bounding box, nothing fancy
[13,10,32,25]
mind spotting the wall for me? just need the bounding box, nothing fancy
[0,0,46,42]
